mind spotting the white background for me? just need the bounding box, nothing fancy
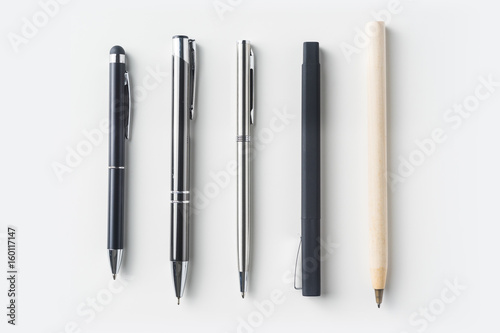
[1,0,499,332]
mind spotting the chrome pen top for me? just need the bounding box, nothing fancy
[172,36,197,120]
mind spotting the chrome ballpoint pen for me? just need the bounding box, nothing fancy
[108,45,131,280]
[170,35,196,305]
[236,40,254,299]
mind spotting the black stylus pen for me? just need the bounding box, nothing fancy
[301,42,321,296]
[108,45,131,280]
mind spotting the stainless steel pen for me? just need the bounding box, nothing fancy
[236,40,254,298]
[170,35,196,305]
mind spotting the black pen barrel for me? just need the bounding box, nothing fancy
[301,42,321,297]
[109,60,127,167]
[108,46,128,251]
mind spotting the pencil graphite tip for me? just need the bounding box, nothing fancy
[241,292,245,299]
[378,303,381,309]
[113,274,116,280]
[177,297,180,305]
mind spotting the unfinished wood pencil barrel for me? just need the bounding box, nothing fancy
[367,21,388,308]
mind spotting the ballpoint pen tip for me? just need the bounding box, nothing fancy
[241,293,245,299]
[374,289,383,308]
[113,274,116,280]
[177,297,180,305]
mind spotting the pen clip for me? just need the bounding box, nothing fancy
[124,72,132,140]
[294,236,302,290]
[249,48,255,125]
[188,39,197,120]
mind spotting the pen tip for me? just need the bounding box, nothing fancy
[374,289,384,309]
[241,292,245,299]
[177,297,180,305]
[113,274,116,280]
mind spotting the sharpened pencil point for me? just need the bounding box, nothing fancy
[378,303,381,308]
[177,297,180,305]
[113,274,116,280]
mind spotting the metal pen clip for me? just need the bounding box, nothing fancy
[249,48,255,125]
[188,39,197,120]
[294,236,302,290]
[124,72,132,140]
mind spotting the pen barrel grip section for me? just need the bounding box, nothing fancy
[237,141,251,272]
[367,21,388,290]
[301,218,321,296]
[170,202,189,261]
[109,62,128,167]
[107,168,125,249]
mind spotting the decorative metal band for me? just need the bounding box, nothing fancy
[109,54,126,63]
[171,200,190,204]
[171,191,190,203]
[237,135,251,142]
[109,166,125,169]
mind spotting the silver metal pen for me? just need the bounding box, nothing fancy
[236,40,254,298]
[171,35,196,305]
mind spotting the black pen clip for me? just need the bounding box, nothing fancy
[294,236,302,290]
[124,71,131,140]
[249,48,255,125]
[188,39,197,120]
